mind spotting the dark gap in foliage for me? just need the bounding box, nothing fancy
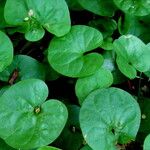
[47,77,79,105]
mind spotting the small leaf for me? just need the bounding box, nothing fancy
[0,79,68,149]
[48,25,103,78]
[113,35,150,79]
[4,0,71,41]
[144,134,150,150]
[80,88,141,150]
[0,55,45,83]
[0,31,13,72]
[75,68,113,105]
[78,0,116,17]
[113,0,150,16]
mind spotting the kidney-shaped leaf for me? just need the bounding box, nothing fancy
[113,0,150,16]
[80,88,141,150]
[75,68,113,105]
[0,79,68,149]
[4,0,71,41]
[144,134,150,150]
[78,0,116,17]
[0,31,13,72]
[0,55,45,83]
[113,35,150,79]
[48,25,103,78]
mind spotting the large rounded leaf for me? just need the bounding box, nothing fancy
[4,0,71,41]
[0,79,68,149]
[75,68,113,105]
[80,88,141,150]
[113,0,150,16]
[78,0,116,17]
[113,35,150,79]
[0,31,13,72]
[48,25,103,78]
[0,55,45,83]
[144,134,150,150]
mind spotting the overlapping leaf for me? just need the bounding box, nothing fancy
[113,35,150,79]
[80,88,141,150]
[0,31,13,72]
[0,79,68,149]
[48,25,103,78]
[4,0,71,41]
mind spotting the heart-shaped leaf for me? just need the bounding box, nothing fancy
[75,68,113,105]
[48,25,103,78]
[0,79,68,149]
[0,31,13,72]
[80,88,141,150]
[4,0,71,41]
[144,134,150,150]
[113,0,150,16]
[78,0,116,17]
[113,35,150,79]
[0,55,45,83]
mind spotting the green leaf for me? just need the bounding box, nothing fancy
[0,31,13,72]
[48,25,103,78]
[113,35,150,79]
[0,86,10,96]
[100,37,114,51]
[116,56,137,79]
[113,0,150,16]
[102,51,127,84]
[0,79,68,149]
[89,18,117,39]
[144,134,150,150]
[0,138,15,150]
[78,0,116,17]
[37,146,61,150]
[75,68,113,105]
[4,0,71,41]
[65,0,83,10]
[80,88,141,150]
[0,0,7,29]
[0,55,46,83]
[144,43,150,77]
[118,14,150,43]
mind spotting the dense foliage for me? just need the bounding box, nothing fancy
[0,0,150,150]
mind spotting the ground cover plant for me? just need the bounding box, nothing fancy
[1,0,150,150]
